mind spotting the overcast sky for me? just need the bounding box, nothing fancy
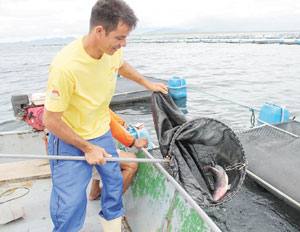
[0,0,300,42]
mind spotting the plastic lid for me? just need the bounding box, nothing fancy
[168,76,186,87]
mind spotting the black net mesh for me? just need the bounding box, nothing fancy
[151,93,247,207]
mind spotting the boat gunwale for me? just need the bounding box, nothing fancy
[0,129,33,136]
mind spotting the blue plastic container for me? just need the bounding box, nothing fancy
[168,76,187,99]
[258,103,290,124]
[168,76,187,114]
[127,125,153,150]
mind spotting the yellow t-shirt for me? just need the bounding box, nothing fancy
[45,37,123,139]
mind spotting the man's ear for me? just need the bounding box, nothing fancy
[94,25,105,38]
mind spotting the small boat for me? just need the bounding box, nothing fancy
[0,130,221,231]
[108,76,167,106]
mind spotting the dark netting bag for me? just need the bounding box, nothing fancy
[151,92,247,207]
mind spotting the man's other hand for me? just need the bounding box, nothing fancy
[148,82,168,94]
[134,138,148,149]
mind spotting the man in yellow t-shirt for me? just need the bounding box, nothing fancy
[43,0,168,231]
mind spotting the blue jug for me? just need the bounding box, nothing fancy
[168,76,187,114]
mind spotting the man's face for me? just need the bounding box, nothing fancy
[96,21,131,55]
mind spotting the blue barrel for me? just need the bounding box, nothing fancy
[168,76,187,114]
[258,103,290,124]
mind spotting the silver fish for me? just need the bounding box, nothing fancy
[204,165,230,202]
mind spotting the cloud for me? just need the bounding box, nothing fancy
[127,0,300,27]
[0,0,299,42]
[0,0,94,41]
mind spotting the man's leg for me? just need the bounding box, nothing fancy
[119,151,138,193]
[89,150,138,200]
[48,133,92,232]
[89,167,101,200]
[92,131,123,230]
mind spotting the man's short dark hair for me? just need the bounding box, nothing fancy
[90,0,138,33]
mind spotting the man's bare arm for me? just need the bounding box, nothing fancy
[43,110,111,165]
[118,61,168,94]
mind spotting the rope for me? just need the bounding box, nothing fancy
[225,162,246,171]
[250,109,256,128]
[0,187,30,204]
[196,89,259,112]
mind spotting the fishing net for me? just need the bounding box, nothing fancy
[151,93,247,207]
[237,121,300,206]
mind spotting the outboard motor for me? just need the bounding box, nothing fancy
[11,93,45,131]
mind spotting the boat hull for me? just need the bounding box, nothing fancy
[124,151,210,231]
[0,130,220,231]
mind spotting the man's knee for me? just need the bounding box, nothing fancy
[128,162,138,173]
[120,152,138,173]
[107,164,123,187]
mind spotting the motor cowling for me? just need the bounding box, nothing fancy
[11,95,30,119]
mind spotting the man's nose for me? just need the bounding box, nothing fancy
[121,39,127,47]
